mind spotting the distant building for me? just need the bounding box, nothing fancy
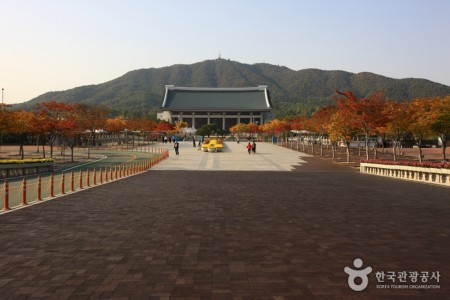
[157,85,274,130]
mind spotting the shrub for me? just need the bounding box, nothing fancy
[0,158,54,165]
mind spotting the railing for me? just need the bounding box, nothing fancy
[360,163,450,187]
[1,149,169,213]
[0,162,54,179]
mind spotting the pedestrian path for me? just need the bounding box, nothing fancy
[150,141,311,171]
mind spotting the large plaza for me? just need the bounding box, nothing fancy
[0,142,448,298]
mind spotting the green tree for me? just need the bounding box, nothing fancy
[196,124,217,137]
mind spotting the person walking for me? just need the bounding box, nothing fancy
[252,141,256,154]
[174,141,180,155]
[246,142,252,155]
[192,136,196,147]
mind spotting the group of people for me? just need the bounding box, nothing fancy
[173,139,257,155]
[162,135,177,143]
[246,141,257,154]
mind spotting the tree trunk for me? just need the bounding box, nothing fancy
[373,142,378,159]
[49,135,55,158]
[331,143,336,159]
[392,141,397,162]
[346,142,350,163]
[365,135,369,160]
[418,146,423,163]
[358,137,362,157]
[443,143,447,161]
[441,134,447,161]
[70,145,74,162]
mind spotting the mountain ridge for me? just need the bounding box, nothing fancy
[21,59,450,118]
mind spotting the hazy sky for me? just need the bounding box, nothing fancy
[1,0,449,104]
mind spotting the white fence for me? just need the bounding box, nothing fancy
[360,163,450,187]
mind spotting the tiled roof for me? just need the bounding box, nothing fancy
[161,86,273,111]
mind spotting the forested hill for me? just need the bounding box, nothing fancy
[21,59,450,118]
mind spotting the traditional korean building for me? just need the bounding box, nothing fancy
[157,85,274,130]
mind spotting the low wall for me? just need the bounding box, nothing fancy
[0,163,54,179]
[360,163,450,187]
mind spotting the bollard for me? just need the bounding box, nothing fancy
[37,176,42,201]
[61,173,65,195]
[21,178,27,206]
[93,169,97,186]
[50,173,55,197]
[79,170,83,189]
[87,169,90,187]
[70,171,75,192]
[100,168,103,184]
[3,180,10,211]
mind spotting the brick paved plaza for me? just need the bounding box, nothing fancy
[0,142,448,299]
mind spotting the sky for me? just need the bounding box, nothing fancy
[1,0,450,104]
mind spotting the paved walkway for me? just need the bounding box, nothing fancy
[152,141,311,171]
[0,143,448,299]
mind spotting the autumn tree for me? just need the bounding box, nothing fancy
[230,123,249,140]
[406,98,438,162]
[247,122,260,135]
[105,117,127,145]
[153,121,175,141]
[429,96,450,161]
[382,101,410,161]
[327,106,358,163]
[334,91,387,160]
[35,101,76,158]
[309,107,335,156]
[9,111,37,159]
[0,104,12,157]
[76,104,108,157]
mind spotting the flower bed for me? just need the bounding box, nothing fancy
[361,159,450,169]
[0,159,54,178]
[0,158,54,165]
[360,160,450,187]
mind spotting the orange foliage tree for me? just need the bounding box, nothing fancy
[9,111,37,159]
[229,123,249,140]
[34,101,76,158]
[382,101,410,161]
[309,107,335,156]
[429,96,450,161]
[334,91,388,159]
[406,98,440,162]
